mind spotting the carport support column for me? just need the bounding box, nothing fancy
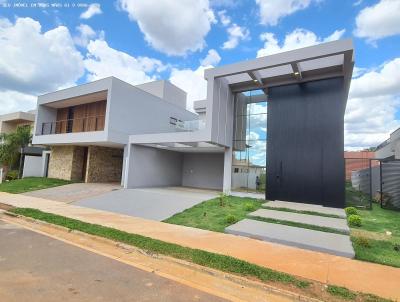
[121,145,128,187]
[223,147,232,194]
[123,144,135,189]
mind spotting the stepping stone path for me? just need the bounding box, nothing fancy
[263,200,346,218]
[225,219,355,258]
[248,209,350,234]
[225,200,355,258]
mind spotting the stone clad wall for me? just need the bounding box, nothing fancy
[85,146,123,183]
[71,146,85,181]
[48,146,82,180]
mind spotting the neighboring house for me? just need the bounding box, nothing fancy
[0,110,46,178]
[344,151,376,180]
[32,39,354,208]
[0,110,35,136]
[375,127,400,160]
[232,158,265,191]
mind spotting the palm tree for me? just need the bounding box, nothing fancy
[0,125,32,179]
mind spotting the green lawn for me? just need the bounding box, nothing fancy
[164,195,264,232]
[0,177,72,194]
[349,204,400,268]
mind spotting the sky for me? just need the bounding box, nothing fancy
[0,0,399,152]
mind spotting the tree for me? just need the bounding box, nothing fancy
[0,125,32,179]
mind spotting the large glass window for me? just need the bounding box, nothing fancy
[232,90,267,193]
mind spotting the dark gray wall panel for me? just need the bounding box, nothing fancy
[267,77,345,208]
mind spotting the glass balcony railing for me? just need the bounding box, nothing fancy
[175,119,206,132]
[39,115,105,135]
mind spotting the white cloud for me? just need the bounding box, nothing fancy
[0,91,36,114]
[84,39,165,85]
[0,17,84,95]
[80,3,102,19]
[117,0,216,56]
[257,28,345,57]
[218,10,249,50]
[210,0,238,8]
[255,0,317,26]
[345,58,400,150]
[222,23,250,49]
[73,24,102,47]
[170,65,209,112]
[200,49,221,66]
[218,10,231,26]
[354,0,400,41]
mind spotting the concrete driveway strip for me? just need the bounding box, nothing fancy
[74,187,218,221]
[1,192,400,300]
[22,183,121,203]
[0,219,226,302]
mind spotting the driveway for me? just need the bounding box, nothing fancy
[22,183,121,203]
[0,219,226,302]
[74,187,218,221]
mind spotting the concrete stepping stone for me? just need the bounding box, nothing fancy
[225,219,355,258]
[263,200,346,218]
[248,209,350,234]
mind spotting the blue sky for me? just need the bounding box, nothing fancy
[0,0,399,151]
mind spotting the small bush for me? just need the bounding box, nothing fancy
[348,214,362,227]
[345,207,358,216]
[244,202,255,211]
[6,170,19,181]
[355,236,371,248]
[226,214,237,224]
[218,193,228,207]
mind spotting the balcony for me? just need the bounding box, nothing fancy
[40,115,105,135]
[170,118,205,132]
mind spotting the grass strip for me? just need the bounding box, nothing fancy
[262,205,343,219]
[0,177,72,194]
[326,285,392,302]
[327,285,357,300]
[351,236,400,268]
[249,215,348,235]
[11,207,310,289]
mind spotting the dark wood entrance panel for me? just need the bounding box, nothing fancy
[267,77,346,208]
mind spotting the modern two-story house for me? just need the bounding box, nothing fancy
[33,39,354,208]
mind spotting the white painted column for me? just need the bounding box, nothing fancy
[120,145,128,187]
[223,147,232,194]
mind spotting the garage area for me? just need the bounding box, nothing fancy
[124,144,225,191]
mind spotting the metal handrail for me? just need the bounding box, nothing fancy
[40,115,105,135]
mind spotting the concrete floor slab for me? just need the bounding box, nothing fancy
[225,219,355,258]
[248,209,349,233]
[74,187,218,221]
[22,183,121,203]
[263,200,346,218]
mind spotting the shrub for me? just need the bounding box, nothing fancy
[6,170,19,181]
[348,214,362,227]
[218,193,228,207]
[244,202,255,211]
[226,214,237,224]
[345,207,358,216]
[355,236,371,248]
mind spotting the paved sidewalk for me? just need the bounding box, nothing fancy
[1,192,399,300]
